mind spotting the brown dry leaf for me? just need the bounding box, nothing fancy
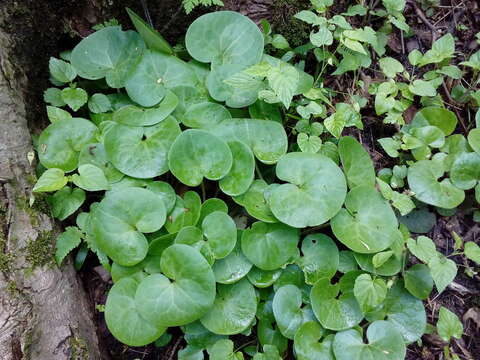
[463,307,480,330]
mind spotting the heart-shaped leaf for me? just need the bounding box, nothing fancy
[38,117,98,172]
[48,186,86,220]
[183,102,232,129]
[273,285,315,339]
[297,234,339,285]
[125,50,197,107]
[33,168,68,192]
[233,180,278,223]
[200,278,257,335]
[333,320,406,360]
[168,129,233,187]
[105,277,165,346]
[450,152,480,190]
[219,141,255,196]
[338,136,375,189]
[331,185,402,253]
[104,116,181,178]
[135,244,216,327]
[407,160,465,208]
[72,164,110,191]
[78,143,124,183]
[241,222,299,271]
[210,119,288,164]
[411,107,458,135]
[213,241,252,284]
[71,26,145,88]
[267,152,347,228]
[186,11,264,67]
[294,322,335,360]
[92,187,166,266]
[353,274,387,313]
[165,191,202,234]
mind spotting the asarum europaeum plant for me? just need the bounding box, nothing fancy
[32,6,480,360]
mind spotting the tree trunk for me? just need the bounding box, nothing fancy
[0,6,103,360]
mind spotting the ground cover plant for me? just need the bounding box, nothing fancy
[32,2,479,359]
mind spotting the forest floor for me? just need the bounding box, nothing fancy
[4,0,479,358]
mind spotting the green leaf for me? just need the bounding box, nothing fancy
[464,241,480,264]
[71,26,146,88]
[208,339,240,360]
[233,180,277,223]
[294,10,324,25]
[46,106,72,123]
[247,267,282,288]
[437,307,464,342]
[297,133,322,153]
[271,34,290,49]
[113,91,179,127]
[267,62,299,108]
[213,241,252,284]
[104,116,181,179]
[33,168,68,192]
[61,87,88,112]
[418,34,455,67]
[408,49,423,66]
[372,250,394,268]
[354,274,388,313]
[437,65,463,79]
[378,137,401,157]
[200,211,237,259]
[267,152,347,228]
[168,129,233,187]
[428,254,457,293]
[338,136,375,188]
[310,278,363,331]
[210,119,288,164]
[92,187,166,266]
[126,8,173,55]
[186,11,264,67]
[407,160,465,209]
[297,234,339,284]
[72,164,110,191]
[165,191,202,234]
[201,279,257,335]
[219,141,255,196]
[38,117,97,172]
[409,80,436,97]
[379,57,404,78]
[241,222,299,270]
[48,186,85,220]
[468,128,480,154]
[183,102,232,129]
[407,236,437,263]
[88,93,112,114]
[78,143,124,184]
[44,87,66,107]
[450,152,480,190]
[135,244,216,326]
[105,277,165,346]
[293,322,335,360]
[49,57,77,83]
[333,321,406,360]
[55,226,83,265]
[331,185,402,254]
[125,50,196,107]
[273,285,315,339]
[310,27,333,47]
[411,107,458,135]
[404,264,433,300]
[460,50,480,70]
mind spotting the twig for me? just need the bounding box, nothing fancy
[140,0,154,27]
[167,336,183,360]
[408,0,440,41]
[442,81,469,133]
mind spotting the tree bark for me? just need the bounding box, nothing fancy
[0,21,102,360]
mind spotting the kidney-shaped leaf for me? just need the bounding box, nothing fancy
[268,152,347,228]
[310,279,363,331]
[210,119,288,164]
[92,187,166,266]
[241,222,299,271]
[71,26,145,88]
[168,129,233,186]
[201,278,257,335]
[105,277,165,346]
[273,285,315,339]
[135,244,216,327]
[333,320,406,360]
[201,211,237,259]
[105,116,181,179]
[38,118,97,172]
[186,11,264,67]
[213,241,252,284]
[219,141,255,196]
[125,50,197,107]
[294,322,335,360]
[331,185,402,254]
[450,152,480,190]
[407,160,465,208]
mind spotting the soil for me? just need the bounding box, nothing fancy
[1,0,479,359]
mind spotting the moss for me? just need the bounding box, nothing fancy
[270,0,311,47]
[69,336,89,360]
[6,280,17,295]
[24,230,55,271]
[0,236,15,273]
[15,194,51,227]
